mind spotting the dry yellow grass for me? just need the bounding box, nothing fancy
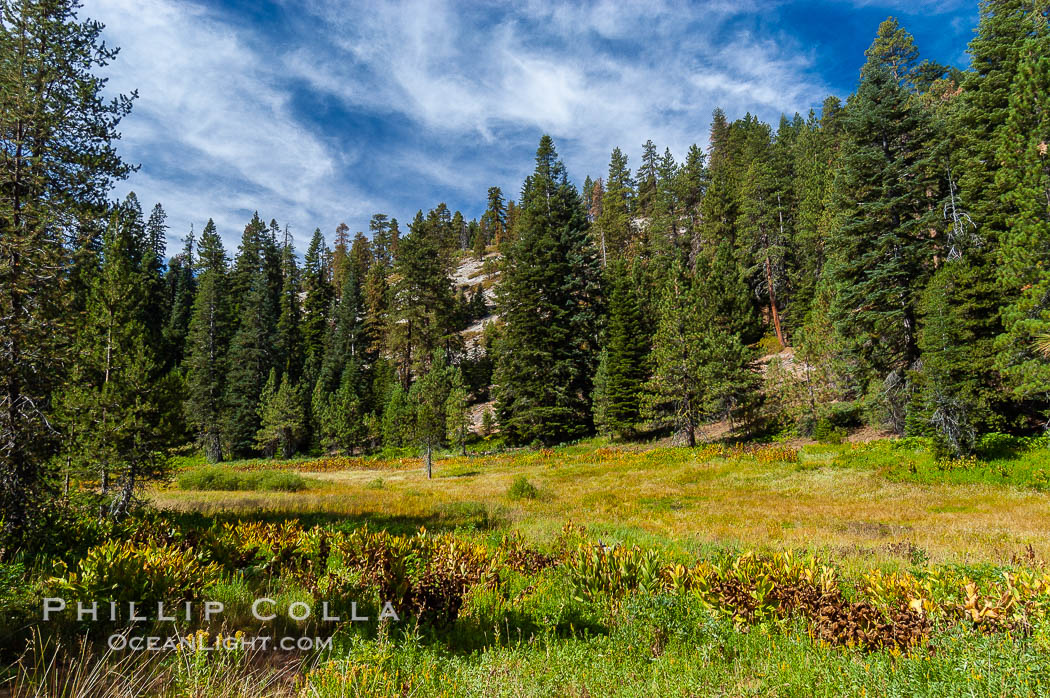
[153,442,1050,566]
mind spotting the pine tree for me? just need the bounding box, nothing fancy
[695,307,762,434]
[644,261,705,446]
[409,350,453,478]
[302,228,332,386]
[350,232,372,282]
[224,265,278,457]
[255,369,305,458]
[704,239,763,345]
[648,147,683,266]
[994,28,1050,413]
[471,218,486,260]
[865,17,920,86]
[958,0,1048,257]
[319,266,365,394]
[698,158,738,250]
[381,384,412,449]
[0,0,136,541]
[679,144,708,262]
[787,98,843,330]
[363,259,389,359]
[595,148,635,263]
[230,212,267,313]
[331,222,351,296]
[826,33,944,430]
[317,369,366,454]
[740,158,788,346]
[481,187,506,248]
[162,228,197,369]
[56,209,175,519]
[708,108,731,172]
[184,220,232,462]
[370,214,392,267]
[445,366,469,456]
[276,227,303,382]
[141,201,169,349]
[909,260,993,456]
[388,209,457,386]
[593,260,649,438]
[494,136,602,445]
[636,139,659,216]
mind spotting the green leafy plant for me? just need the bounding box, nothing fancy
[507,476,539,501]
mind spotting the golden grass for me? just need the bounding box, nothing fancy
[151,441,1050,566]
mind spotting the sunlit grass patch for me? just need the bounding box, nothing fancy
[177,467,313,492]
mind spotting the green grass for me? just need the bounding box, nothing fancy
[176,466,311,492]
[154,436,1050,563]
[9,435,1050,696]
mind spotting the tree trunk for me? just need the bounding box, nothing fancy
[764,254,785,348]
[425,443,432,479]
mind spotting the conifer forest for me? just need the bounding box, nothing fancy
[3,1,1050,696]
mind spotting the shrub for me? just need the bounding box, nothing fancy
[754,444,799,463]
[255,471,308,492]
[507,476,539,501]
[757,333,784,356]
[813,419,847,445]
[52,540,220,608]
[177,467,306,492]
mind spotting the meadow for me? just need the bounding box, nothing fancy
[4,434,1050,697]
[158,435,1050,565]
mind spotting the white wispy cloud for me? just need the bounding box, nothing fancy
[86,0,377,252]
[284,0,830,188]
[82,0,969,254]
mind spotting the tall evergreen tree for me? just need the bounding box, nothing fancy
[644,261,705,446]
[593,260,649,438]
[141,201,169,349]
[787,98,843,330]
[703,239,763,345]
[740,158,789,346]
[56,209,175,519]
[636,139,660,216]
[183,220,231,462]
[388,209,457,386]
[331,222,351,296]
[957,0,1049,260]
[162,227,197,369]
[301,228,332,386]
[0,0,136,542]
[595,147,635,264]
[910,259,994,456]
[826,33,944,430]
[494,136,602,445]
[230,212,267,313]
[255,369,305,458]
[317,369,366,455]
[276,227,303,382]
[409,350,454,478]
[994,28,1050,414]
[445,365,469,456]
[224,265,278,457]
[481,187,506,248]
[368,214,392,266]
[320,268,365,396]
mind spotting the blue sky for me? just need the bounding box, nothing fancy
[84,0,979,254]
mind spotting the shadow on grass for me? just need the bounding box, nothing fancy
[162,500,510,536]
